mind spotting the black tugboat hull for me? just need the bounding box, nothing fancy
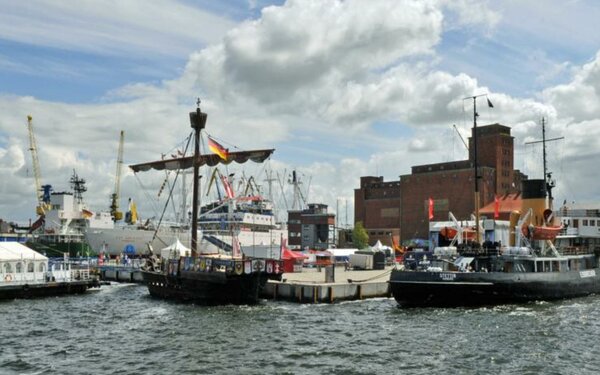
[142,270,270,305]
[389,269,600,307]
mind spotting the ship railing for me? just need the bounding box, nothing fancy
[558,246,594,256]
[47,259,93,282]
[1,272,48,285]
[69,268,91,281]
[458,247,501,257]
[98,258,145,269]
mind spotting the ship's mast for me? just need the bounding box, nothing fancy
[190,99,207,257]
[470,95,481,244]
[70,170,87,205]
[525,117,563,209]
[464,93,491,244]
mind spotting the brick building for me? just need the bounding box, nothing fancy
[355,123,527,245]
[288,204,336,250]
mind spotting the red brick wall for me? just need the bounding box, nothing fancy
[356,124,523,242]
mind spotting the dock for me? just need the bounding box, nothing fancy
[95,260,144,283]
[95,261,395,303]
[263,265,393,303]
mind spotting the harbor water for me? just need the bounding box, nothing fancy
[2,284,600,374]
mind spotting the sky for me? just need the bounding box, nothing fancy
[1,0,600,226]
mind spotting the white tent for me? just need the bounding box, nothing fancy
[372,240,384,251]
[1,242,49,284]
[160,239,190,259]
[0,242,48,261]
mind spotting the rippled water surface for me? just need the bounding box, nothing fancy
[2,284,600,374]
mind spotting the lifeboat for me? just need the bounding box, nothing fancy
[440,226,476,240]
[521,224,563,241]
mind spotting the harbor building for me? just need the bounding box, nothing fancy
[355,123,527,245]
[288,204,336,250]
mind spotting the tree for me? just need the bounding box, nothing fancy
[352,221,369,249]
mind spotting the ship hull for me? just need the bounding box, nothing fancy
[26,239,94,257]
[0,280,97,300]
[142,270,269,305]
[85,227,192,256]
[86,226,286,256]
[389,268,600,307]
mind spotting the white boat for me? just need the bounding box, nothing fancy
[85,196,287,256]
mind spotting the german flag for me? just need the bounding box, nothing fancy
[208,136,229,160]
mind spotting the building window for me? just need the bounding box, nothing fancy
[39,263,46,273]
[3,263,12,273]
[27,262,34,272]
[16,262,23,273]
[583,220,588,226]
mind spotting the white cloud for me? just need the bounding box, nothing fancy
[0,0,235,57]
[543,51,600,123]
[438,0,500,32]
[1,0,600,225]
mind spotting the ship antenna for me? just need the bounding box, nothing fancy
[525,117,564,209]
[463,93,491,245]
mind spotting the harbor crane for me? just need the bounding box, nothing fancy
[26,115,51,215]
[110,130,125,221]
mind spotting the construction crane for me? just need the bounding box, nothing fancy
[110,130,125,222]
[26,115,51,215]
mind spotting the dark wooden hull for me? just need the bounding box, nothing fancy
[0,280,97,301]
[142,269,270,305]
[389,268,600,307]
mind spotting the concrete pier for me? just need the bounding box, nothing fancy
[264,265,393,303]
[97,264,144,283]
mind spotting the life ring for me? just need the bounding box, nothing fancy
[4,274,12,282]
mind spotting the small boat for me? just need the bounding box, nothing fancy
[134,102,283,305]
[521,224,562,241]
[0,242,99,300]
[440,226,476,241]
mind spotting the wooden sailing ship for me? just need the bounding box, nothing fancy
[133,102,283,304]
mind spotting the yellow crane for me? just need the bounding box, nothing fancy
[110,130,124,221]
[26,115,50,215]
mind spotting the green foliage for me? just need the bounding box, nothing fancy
[352,221,369,249]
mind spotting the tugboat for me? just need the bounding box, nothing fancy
[389,97,600,307]
[133,101,284,305]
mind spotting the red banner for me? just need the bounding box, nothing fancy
[494,195,500,219]
[428,198,434,220]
